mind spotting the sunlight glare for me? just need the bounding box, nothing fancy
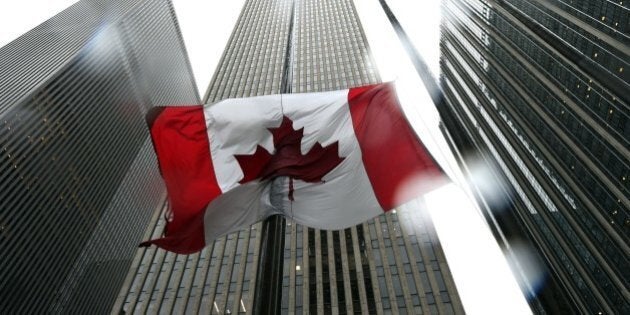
[425,183,531,314]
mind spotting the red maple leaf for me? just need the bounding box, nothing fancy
[234,116,345,192]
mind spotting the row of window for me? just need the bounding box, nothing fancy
[487,5,629,145]
[486,40,629,201]
[456,0,628,193]
[505,0,628,83]
[541,0,629,40]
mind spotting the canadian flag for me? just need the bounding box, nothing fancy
[141,83,447,254]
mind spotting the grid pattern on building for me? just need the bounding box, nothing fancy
[440,0,629,313]
[116,0,463,314]
[0,0,199,313]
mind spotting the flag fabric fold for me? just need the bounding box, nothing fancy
[142,83,447,254]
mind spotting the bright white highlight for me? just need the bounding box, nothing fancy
[240,299,247,312]
[383,0,442,77]
[467,157,510,210]
[505,241,547,300]
[426,184,531,314]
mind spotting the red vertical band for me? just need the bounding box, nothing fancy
[141,106,221,254]
[348,83,446,211]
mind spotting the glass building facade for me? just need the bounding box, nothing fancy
[0,0,198,313]
[116,0,463,314]
[439,0,629,313]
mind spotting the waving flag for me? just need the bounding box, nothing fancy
[141,83,447,253]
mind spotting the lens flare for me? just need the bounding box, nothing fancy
[505,241,547,300]
[467,157,510,211]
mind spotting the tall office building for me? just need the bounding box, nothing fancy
[116,0,463,314]
[0,0,198,313]
[439,0,628,313]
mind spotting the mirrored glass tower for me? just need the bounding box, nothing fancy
[0,0,198,313]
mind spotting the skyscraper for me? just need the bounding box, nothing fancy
[116,0,464,313]
[0,0,198,313]
[439,0,628,313]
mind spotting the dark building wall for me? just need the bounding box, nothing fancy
[0,0,198,313]
[117,0,464,314]
[440,0,629,313]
